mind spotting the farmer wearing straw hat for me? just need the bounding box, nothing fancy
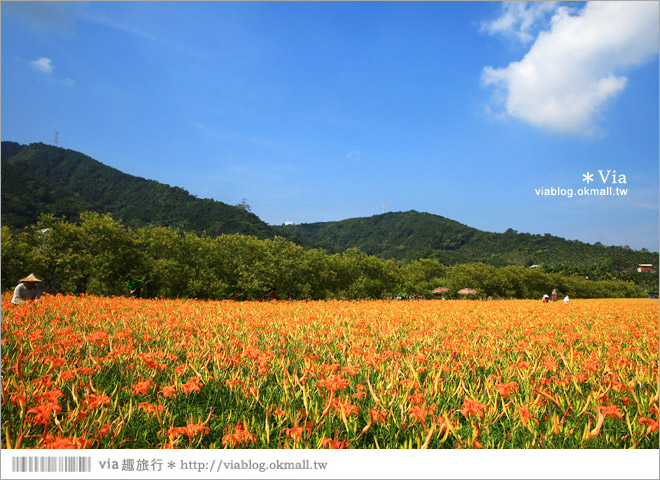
[11,273,42,304]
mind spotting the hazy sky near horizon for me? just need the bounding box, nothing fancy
[2,1,659,250]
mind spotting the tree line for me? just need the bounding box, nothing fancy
[1,213,647,300]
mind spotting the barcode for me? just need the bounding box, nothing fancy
[11,456,92,473]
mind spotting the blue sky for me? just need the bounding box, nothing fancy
[2,1,658,251]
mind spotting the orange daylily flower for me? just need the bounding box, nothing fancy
[181,377,202,394]
[638,417,659,433]
[342,365,359,377]
[331,398,359,418]
[9,391,28,409]
[124,379,154,396]
[370,408,388,423]
[40,435,92,449]
[160,385,178,398]
[460,398,488,420]
[282,421,313,442]
[352,384,367,401]
[322,436,348,449]
[222,421,256,447]
[409,404,430,423]
[99,423,112,438]
[316,375,350,393]
[600,405,623,420]
[85,394,111,410]
[43,356,66,368]
[26,402,62,426]
[492,381,519,398]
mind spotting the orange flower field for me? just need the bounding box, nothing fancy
[1,294,658,449]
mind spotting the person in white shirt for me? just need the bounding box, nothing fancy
[11,273,42,304]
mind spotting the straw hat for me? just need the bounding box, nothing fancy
[20,273,42,283]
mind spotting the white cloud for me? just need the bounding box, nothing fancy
[481,1,659,136]
[345,151,364,160]
[28,57,74,87]
[30,57,54,74]
[481,1,558,44]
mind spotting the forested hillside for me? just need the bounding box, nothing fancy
[1,142,276,238]
[277,211,657,274]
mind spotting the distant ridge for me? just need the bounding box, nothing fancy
[275,210,658,270]
[1,141,276,238]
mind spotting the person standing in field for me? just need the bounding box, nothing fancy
[11,273,42,304]
[127,279,143,298]
[551,289,558,302]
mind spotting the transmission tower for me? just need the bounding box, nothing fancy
[383,200,386,214]
[54,131,59,147]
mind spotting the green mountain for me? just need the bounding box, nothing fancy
[2,141,656,280]
[1,141,276,238]
[276,210,658,272]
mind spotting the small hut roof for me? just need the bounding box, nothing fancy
[457,288,478,295]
